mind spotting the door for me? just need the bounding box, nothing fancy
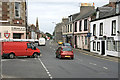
[75,36,77,48]
[26,43,33,56]
[101,41,105,55]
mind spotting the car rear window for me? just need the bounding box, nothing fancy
[62,48,72,51]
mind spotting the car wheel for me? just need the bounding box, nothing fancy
[9,53,15,59]
[33,53,38,58]
[56,55,58,58]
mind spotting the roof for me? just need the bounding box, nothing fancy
[91,7,117,22]
[74,6,95,21]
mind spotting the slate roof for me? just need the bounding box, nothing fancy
[74,6,95,21]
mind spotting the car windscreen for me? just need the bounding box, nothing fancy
[64,43,70,46]
[62,48,72,51]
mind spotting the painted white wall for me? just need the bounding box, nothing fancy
[90,15,120,57]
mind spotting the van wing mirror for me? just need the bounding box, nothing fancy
[34,46,36,50]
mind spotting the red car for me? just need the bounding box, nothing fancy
[55,46,74,59]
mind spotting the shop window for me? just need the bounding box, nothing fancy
[99,23,103,36]
[15,2,20,18]
[117,41,120,52]
[111,20,116,35]
[97,42,100,51]
[93,41,96,51]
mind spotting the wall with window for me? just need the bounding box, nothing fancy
[90,15,120,57]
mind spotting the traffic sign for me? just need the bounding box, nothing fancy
[4,33,10,39]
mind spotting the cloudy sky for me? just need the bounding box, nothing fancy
[28,0,109,34]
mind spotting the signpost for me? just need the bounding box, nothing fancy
[87,33,92,37]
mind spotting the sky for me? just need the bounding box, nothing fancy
[28,0,109,34]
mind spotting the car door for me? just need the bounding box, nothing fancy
[26,43,33,56]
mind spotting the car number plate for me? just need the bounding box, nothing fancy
[65,56,70,57]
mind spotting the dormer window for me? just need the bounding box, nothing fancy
[96,11,99,19]
[116,2,120,14]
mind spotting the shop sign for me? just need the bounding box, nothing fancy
[4,33,10,39]
[12,27,26,31]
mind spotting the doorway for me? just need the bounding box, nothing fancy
[101,41,105,55]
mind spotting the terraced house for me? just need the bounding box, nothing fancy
[73,3,95,51]
[90,1,120,57]
[0,0,27,39]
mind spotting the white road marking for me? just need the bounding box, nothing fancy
[21,60,27,61]
[1,59,9,62]
[103,67,108,69]
[38,58,53,79]
[50,47,51,48]
[89,62,97,66]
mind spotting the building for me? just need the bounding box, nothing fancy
[0,0,27,39]
[54,18,68,42]
[62,13,79,47]
[90,1,120,57]
[73,3,95,50]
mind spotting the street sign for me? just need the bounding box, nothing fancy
[4,33,10,39]
[87,33,91,37]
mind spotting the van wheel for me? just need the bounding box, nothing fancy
[9,53,15,59]
[33,53,38,58]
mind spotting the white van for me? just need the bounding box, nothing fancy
[38,38,46,46]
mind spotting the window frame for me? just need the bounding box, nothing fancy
[84,19,87,31]
[99,23,103,36]
[93,41,96,51]
[15,2,20,18]
[97,42,100,52]
[111,20,116,36]
[93,24,96,36]
[79,20,82,31]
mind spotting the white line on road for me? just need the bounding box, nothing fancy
[89,62,97,66]
[103,67,108,69]
[38,58,53,79]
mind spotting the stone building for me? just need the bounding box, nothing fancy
[0,0,27,39]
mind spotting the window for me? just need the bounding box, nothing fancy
[79,21,82,31]
[68,25,69,32]
[99,23,103,36]
[97,42,100,51]
[75,22,77,32]
[66,26,67,33]
[116,3,120,14]
[27,43,31,48]
[93,42,96,51]
[0,33,1,38]
[112,20,116,35]
[70,24,72,32]
[15,2,20,18]
[117,41,120,52]
[107,41,119,52]
[93,24,96,36]
[85,36,87,45]
[84,19,87,31]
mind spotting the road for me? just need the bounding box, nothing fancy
[1,40,120,80]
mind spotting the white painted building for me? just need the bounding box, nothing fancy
[90,2,120,57]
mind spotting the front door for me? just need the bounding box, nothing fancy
[101,41,105,55]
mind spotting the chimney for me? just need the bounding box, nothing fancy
[109,0,117,8]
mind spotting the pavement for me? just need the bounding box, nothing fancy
[1,40,120,80]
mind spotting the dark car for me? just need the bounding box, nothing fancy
[55,46,74,59]
[62,43,72,48]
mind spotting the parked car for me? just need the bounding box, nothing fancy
[55,46,74,59]
[58,40,63,45]
[1,41,41,59]
[62,43,72,48]
[38,38,46,46]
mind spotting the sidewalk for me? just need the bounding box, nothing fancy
[74,48,120,63]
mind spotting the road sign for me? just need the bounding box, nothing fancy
[87,33,91,37]
[4,33,10,39]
